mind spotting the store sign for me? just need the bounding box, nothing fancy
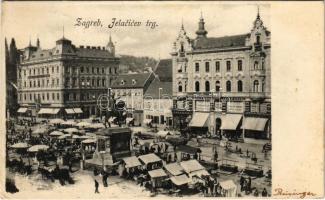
[195,101,210,111]
[227,102,244,113]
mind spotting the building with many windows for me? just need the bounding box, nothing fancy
[171,11,271,140]
[17,35,119,118]
[111,72,155,125]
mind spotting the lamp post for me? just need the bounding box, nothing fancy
[158,88,162,112]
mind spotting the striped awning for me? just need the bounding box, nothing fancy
[17,107,28,113]
[242,117,268,131]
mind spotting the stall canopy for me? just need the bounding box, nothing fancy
[219,180,237,197]
[180,159,205,174]
[123,156,142,168]
[220,114,242,130]
[148,168,167,178]
[73,108,83,114]
[242,117,268,131]
[138,153,162,165]
[157,130,171,138]
[17,107,28,113]
[164,162,184,176]
[189,112,209,127]
[170,174,191,186]
[189,169,210,178]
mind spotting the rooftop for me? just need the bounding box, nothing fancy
[144,78,172,99]
[111,73,154,89]
[193,34,250,50]
[154,59,172,82]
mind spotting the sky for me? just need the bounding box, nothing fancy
[3,2,270,59]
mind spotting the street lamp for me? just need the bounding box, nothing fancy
[158,88,162,112]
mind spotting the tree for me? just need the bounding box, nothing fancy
[8,38,19,83]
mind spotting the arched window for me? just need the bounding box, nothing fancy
[205,81,210,92]
[216,81,220,92]
[195,81,200,92]
[184,81,187,92]
[226,81,231,92]
[178,82,183,92]
[237,80,243,92]
[254,61,259,70]
[253,80,259,92]
[262,82,265,92]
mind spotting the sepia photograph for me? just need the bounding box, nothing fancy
[1,1,323,199]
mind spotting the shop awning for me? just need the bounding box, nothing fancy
[170,174,190,186]
[148,169,167,178]
[138,153,161,165]
[73,108,83,114]
[17,107,28,113]
[38,108,54,114]
[164,162,184,176]
[189,112,209,127]
[52,109,60,114]
[220,114,242,130]
[189,169,210,178]
[123,156,142,168]
[65,109,75,114]
[242,117,268,131]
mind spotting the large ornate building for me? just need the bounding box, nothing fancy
[17,35,119,118]
[171,11,271,140]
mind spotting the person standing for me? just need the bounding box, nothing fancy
[262,188,268,197]
[94,179,99,193]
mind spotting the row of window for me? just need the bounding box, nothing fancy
[19,65,60,78]
[66,66,117,75]
[177,80,264,93]
[65,77,106,87]
[64,92,103,101]
[19,92,60,102]
[20,78,61,88]
[19,66,118,79]
[177,60,265,74]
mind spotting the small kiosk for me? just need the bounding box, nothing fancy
[84,127,132,172]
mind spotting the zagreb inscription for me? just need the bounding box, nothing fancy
[74,18,158,29]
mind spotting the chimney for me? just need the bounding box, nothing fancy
[92,46,96,49]
[86,46,90,49]
[80,45,84,48]
[102,47,105,50]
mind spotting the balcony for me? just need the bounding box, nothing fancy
[251,69,266,77]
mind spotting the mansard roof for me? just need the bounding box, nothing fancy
[193,34,250,50]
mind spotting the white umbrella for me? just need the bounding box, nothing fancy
[89,123,105,129]
[81,139,97,144]
[62,120,77,126]
[49,118,65,125]
[28,145,49,152]
[11,142,29,149]
[33,127,47,134]
[64,128,79,133]
[49,131,64,136]
[77,121,91,128]
[85,132,97,138]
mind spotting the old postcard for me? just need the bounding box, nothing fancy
[1,1,324,199]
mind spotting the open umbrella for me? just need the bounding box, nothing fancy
[11,142,29,149]
[49,118,65,125]
[89,123,105,129]
[81,138,97,144]
[32,127,47,134]
[77,121,91,128]
[49,131,64,136]
[28,144,49,152]
[64,127,79,133]
[62,120,77,126]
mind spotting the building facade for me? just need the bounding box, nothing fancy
[171,12,271,140]
[143,77,173,127]
[111,72,155,125]
[17,35,119,118]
